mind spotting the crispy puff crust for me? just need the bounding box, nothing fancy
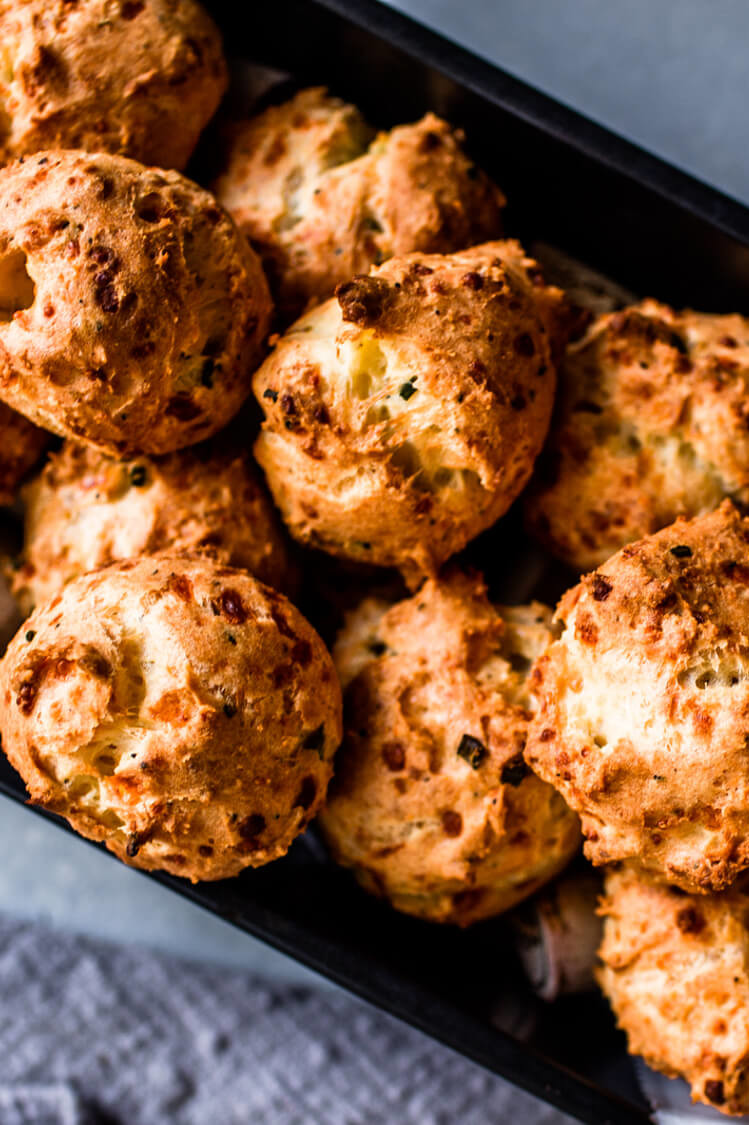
[0,0,227,170]
[0,150,271,456]
[318,572,580,925]
[0,399,47,504]
[526,301,749,571]
[213,88,505,321]
[0,556,342,880]
[526,502,749,893]
[597,864,749,1116]
[12,438,296,613]
[253,241,562,584]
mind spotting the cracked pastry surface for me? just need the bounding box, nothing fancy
[525,301,749,572]
[253,240,563,584]
[0,399,47,504]
[317,571,580,925]
[12,437,296,613]
[213,87,505,320]
[0,0,227,170]
[526,502,749,893]
[0,149,272,456]
[598,863,749,1117]
[0,555,342,880]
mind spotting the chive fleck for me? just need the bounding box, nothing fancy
[25,630,35,642]
[201,358,215,387]
[501,755,530,787]
[303,724,326,759]
[399,381,417,401]
[670,545,692,558]
[457,734,487,769]
[263,388,278,402]
[226,633,237,645]
[129,465,147,487]
[368,640,387,656]
[507,651,531,675]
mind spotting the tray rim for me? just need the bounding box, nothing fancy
[7,2,749,1122]
[310,0,749,244]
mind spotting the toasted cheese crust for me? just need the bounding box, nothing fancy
[526,301,749,571]
[527,502,749,892]
[0,150,272,455]
[0,0,227,170]
[0,556,342,880]
[253,241,563,584]
[214,88,505,320]
[318,571,580,925]
[13,437,296,612]
[598,864,749,1116]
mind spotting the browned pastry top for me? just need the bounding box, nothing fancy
[13,436,297,612]
[214,87,505,320]
[0,555,342,880]
[318,570,580,925]
[598,863,749,1116]
[526,300,749,571]
[0,0,227,170]
[253,240,563,583]
[0,150,272,455]
[527,501,749,893]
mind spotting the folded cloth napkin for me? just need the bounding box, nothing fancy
[0,1084,92,1125]
[0,915,573,1125]
[3,912,732,1124]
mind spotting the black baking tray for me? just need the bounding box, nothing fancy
[4,2,749,1122]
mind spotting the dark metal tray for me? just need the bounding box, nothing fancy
[5,2,749,1121]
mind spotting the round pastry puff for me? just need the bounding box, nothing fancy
[598,863,749,1117]
[213,87,505,321]
[0,0,227,170]
[526,501,749,894]
[318,570,580,926]
[0,556,342,881]
[12,437,297,613]
[0,150,272,456]
[525,300,749,572]
[0,399,48,505]
[253,240,564,585]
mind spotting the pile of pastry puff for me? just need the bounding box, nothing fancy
[1,2,749,1115]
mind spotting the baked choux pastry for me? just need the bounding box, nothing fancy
[526,501,749,893]
[253,241,564,584]
[213,87,505,320]
[0,555,342,880]
[0,150,271,456]
[0,0,227,169]
[526,301,749,571]
[12,437,296,613]
[318,571,580,925]
[598,863,749,1116]
[0,400,48,505]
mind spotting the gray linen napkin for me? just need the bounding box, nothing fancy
[0,914,573,1125]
